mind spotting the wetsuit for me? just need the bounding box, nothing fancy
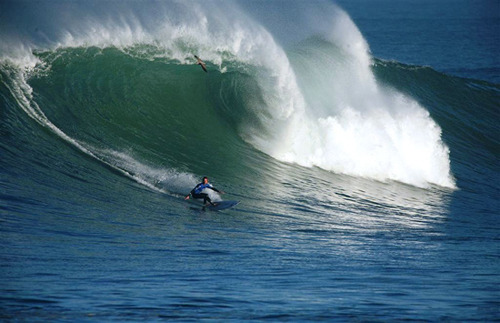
[190,182,220,205]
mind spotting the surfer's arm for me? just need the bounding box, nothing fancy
[185,189,195,200]
[209,187,225,194]
[207,185,219,193]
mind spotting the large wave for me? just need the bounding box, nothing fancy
[0,0,455,189]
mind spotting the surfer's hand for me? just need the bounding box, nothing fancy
[184,195,190,200]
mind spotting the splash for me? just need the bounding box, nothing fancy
[244,8,455,188]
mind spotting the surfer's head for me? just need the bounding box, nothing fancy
[202,176,208,184]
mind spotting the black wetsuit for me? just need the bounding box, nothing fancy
[190,182,220,205]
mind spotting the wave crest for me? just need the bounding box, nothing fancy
[1,0,455,189]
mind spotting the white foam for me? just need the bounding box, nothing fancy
[96,149,198,195]
[256,8,455,188]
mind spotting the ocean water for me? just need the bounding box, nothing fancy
[1,0,499,321]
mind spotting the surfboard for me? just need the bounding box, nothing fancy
[206,200,239,211]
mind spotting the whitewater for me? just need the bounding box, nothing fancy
[1,0,498,321]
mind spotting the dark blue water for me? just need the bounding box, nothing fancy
[1,0,499,321]
[337,0,500,83]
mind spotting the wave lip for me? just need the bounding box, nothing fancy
[246,8,456,189]
[275,94,455,189]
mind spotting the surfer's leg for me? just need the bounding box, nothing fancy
[202,194,217,206]
[199,193,212,206]
[193,193,216,206]
[205,196,216,206]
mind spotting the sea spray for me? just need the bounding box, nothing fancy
[95,149,199,195]
[248,8,456,188]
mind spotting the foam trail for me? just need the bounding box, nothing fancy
[1,64,197,195]
[96,149,199,195]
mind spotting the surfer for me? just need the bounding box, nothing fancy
[194,55,208,73]
[185,177,224,206]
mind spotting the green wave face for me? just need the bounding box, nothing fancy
[2,1,497,196]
